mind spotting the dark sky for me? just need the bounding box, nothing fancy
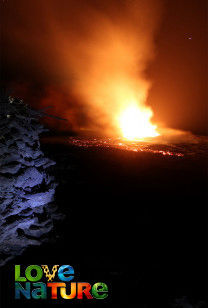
[149,0,208,135]
[0,0,207,135]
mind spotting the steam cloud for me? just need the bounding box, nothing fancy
[2,0,163,135]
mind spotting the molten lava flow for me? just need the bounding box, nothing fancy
[118,104,159,140]
[66,136,184,157]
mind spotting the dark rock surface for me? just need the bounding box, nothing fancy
[0,96,62,266]
[12,136,205,307]
[0,127,206,306]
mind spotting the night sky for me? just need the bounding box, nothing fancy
[1,0,207,135]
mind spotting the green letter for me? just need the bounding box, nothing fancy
[15,265,26,282]
[92,282,108,299]
[32,282,47,299]
[25,265,43,282]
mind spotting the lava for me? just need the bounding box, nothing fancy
[118,104,159,140]
[67,137,184,157]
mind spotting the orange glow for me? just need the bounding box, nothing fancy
[50,0,163,137]
[118,104,159,140]
[9,1,163,136]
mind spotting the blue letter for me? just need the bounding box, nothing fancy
[15,282,31,299]
[58,265,74,282]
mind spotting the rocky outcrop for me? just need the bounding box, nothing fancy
[0,96,62,266]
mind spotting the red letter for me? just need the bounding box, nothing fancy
[77,283,93,299]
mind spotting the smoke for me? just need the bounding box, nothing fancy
[2,0,163,135]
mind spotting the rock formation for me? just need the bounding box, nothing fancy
[0,94,62,266]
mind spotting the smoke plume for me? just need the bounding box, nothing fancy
[2,0,162,135]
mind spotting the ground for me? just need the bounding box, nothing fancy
[0,136,207,307]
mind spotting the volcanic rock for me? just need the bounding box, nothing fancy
[0,95,62,266]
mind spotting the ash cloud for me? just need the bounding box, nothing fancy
[2,0,163,134]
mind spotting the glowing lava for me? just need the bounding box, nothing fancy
[118,104,159,140]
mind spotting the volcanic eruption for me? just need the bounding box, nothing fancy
[0,2,207,305]
[58,0,163,140]
[2,0,163,139]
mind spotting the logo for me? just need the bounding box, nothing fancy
[15,265,108,300]
[41,265,59,282]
